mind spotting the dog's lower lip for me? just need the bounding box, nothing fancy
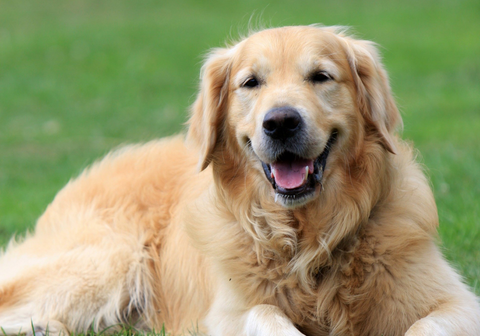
[276,182,313,196]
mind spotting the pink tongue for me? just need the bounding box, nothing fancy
[271,159,314,189]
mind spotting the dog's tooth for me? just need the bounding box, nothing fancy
[271,167,276,179]
[274,193,279,203]
[304,166,309,182]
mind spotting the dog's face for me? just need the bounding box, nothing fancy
[228,28,355,207]
[188,26,400,208]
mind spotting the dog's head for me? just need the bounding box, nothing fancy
[187,26,401,208]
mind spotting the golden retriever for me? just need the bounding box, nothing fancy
[1,25,479,336]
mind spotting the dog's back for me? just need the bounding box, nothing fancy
[0,136,211,334]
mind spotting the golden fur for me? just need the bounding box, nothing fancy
[0,26,479,336]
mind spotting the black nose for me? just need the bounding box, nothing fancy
[263,107,302,140]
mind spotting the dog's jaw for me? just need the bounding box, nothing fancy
[260,130,338,208]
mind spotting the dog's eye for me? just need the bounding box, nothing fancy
[242,77,259,88]
[310,71,333,84]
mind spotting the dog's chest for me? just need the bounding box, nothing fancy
[258,234,381,336]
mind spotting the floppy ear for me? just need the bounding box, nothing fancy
[186,48,233,171]
[342,36,402,154]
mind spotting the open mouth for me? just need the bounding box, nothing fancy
[261,130,338,205]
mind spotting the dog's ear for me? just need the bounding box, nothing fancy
[187,48,233,171]
[341,35,402,154]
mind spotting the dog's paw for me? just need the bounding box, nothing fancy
[25,321,69,336]
[26,325,45,336]
[405,318,450,336]
[245,305,306,336]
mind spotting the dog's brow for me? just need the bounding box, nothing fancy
[300,57,340,79]
[234,69,256,86]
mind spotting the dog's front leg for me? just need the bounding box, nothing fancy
[244,305,306,336]
[404,293,480,336]
[206,302,305,336]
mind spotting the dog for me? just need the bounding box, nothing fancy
[0,25,479,336]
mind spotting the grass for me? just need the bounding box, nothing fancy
[0,0,479,332]
[0,323,173,336]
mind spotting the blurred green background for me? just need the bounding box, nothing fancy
[0,0,479,294]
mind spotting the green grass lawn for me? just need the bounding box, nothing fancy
[0,0,479,326]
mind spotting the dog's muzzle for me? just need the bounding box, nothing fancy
[260,129,338,206]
